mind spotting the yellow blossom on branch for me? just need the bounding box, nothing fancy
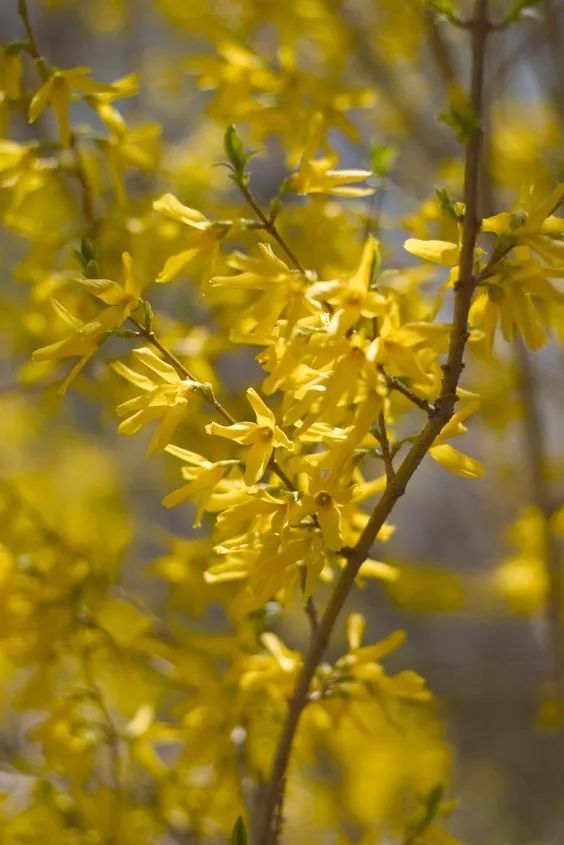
[28,66,114,147]
[289,114,374,198]
[153,192,228,283]
[32,252,142,392]
[112,347,200,453]
[206,388,292,485]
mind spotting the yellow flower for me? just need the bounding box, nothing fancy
[469,248,563,351]
[429,403,484,479]
[206,388,292,485]
[33,252,142,392]
[113,347,199,453]
[240,632,301,700]
[153,193,225,283]
[210,243,319,339]
[29,67,114,147]
[162,444,236,524]
[482,182,564,267]
[403,238,459,266]
[292,469,355,551]
[289,113,373,198]
[309,237,387,335]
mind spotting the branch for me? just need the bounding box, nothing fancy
[382,370,434,414]
[253,3,492,842]
[238,182,306,275]
[376,411,395,484]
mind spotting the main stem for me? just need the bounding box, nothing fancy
[253,4,491,842]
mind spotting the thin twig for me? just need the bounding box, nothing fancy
[376,411,395,484]
[17,0,43,72]
[238,183,306,275]
[253,5,492,842]
[382,370,434,415]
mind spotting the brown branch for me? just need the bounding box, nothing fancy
[382,371,434,415]
[376,411,395,485]
[17,0,44,73]
[238,183,306,275]
[253,4,492,842]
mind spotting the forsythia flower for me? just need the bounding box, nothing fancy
[28,67,114,147]
[429,403,485,479]
[309,237,387,335]
[469,247,564,351]
[210,243,319,339]
[292,469,355,551]
[112,347,199,453]
[33,252,142,392]
[162,444,237,523]
[404,238,460,266]
[206,388,292,485]
[289,114,373,198]
[153,192,226,283]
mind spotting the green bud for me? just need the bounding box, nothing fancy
[84,258,99,279]
[80,238,96,262]
[224,125,245,175]
[229,817,247,845]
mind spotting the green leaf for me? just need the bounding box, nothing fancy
[224,125,261,187]
[84,258,99,279]
[80,238,96,263]
[505,0,544,24]
[438,102,480,144]
[427,0,456,17]
[370,143,397,180]
[435,187,460,222]
[229,816,247,845]
[368,242,382,290]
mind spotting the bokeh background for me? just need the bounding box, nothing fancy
[1,1,563,843]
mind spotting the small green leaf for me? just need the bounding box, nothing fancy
[84,259,99,279]
[368,242,381,290]
[80,238,96,263]
[427,0,456,16]
[370,144,397,180]
[439,103,480,144]
[435,187,460,222]
[505,0,543,24]
[229,816,247,845]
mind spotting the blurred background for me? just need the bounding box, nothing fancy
[1,1,563,843]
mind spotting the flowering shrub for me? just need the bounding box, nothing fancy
[1,1,562,843]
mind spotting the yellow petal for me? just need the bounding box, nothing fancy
[153,193,209,229]
[404,239,459,266]
[246,387,275,426]
[346,612,366,651]
[132,347,179,383]
[156,248,201,283]
[244,440,272,485]
[429,443,485,478]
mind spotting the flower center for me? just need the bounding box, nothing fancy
[257,425,274,441]
[315,491,332,508]
[344,290,363,307]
